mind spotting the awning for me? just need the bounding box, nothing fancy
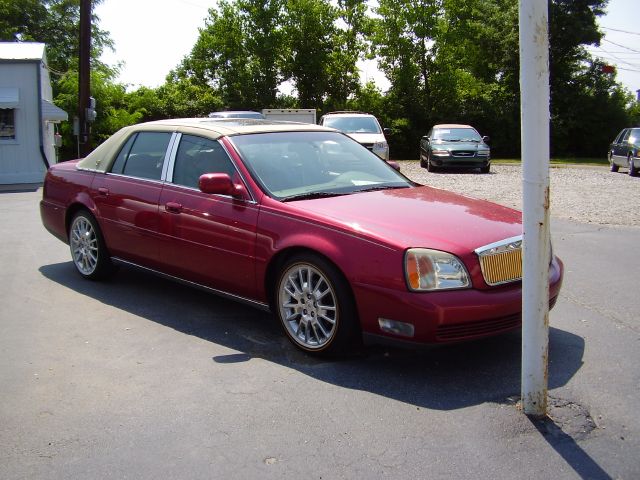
[0,87,19,108]
[41,99,68,122]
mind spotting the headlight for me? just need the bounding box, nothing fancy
[477,149,490,155]
[404,248,470,291]
[431,149,449,156]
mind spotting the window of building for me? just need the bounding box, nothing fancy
[0,109,16,140]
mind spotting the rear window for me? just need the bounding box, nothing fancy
[111,132,172,180]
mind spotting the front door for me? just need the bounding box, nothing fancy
[157,134,260,299]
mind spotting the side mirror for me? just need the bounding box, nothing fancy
[482,135,490,144]
[387,160,401,172]
[199,173,236,196]
[383,127,392,136]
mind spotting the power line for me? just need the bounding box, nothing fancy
[601,26,640,36]
[602,38,640,54]
[595,48,640,69]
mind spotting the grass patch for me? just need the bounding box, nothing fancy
[493,157,607,166]
[396,158,608,166]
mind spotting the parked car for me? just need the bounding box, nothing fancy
[420,124,491,173]
[208,111,265,119]
[318,111,390,160]
[608,127,640,176]
[40,118,563,356]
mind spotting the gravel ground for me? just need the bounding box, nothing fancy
[399,161,640,227]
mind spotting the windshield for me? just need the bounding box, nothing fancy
[433,128,482,142]
[322,116,381,134]
[230,131,411,200]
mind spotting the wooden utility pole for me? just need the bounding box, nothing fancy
[78,0,91,157]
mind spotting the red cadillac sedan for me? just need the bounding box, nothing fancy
[40,118,563,356]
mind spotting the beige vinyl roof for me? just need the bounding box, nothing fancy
[146,118,332,136]
[77,118,335,172]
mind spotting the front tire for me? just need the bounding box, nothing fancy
[629,155,637,177]
[426,154,436,172]
[69,211,112,280]
[609,153,619,172]
[480,164,490,174]
[275,253,358,356]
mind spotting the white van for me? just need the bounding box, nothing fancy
[318,111,390,160]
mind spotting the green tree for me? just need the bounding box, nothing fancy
[0,0,113,82]
[282,0,338,109]
[181,0,284,109]
[324,0,370,110]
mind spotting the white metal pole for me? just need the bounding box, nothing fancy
[519,0,551,417]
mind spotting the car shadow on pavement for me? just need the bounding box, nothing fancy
[40,261,584,412]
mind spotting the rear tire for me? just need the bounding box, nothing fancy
[69,211,113,280]
[609,153,619,172]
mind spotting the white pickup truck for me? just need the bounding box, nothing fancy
[262,109,316,124]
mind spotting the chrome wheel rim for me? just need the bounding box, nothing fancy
[278,263,338,350]
[70,216,99,275]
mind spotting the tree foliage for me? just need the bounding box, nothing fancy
[1,0,636,160]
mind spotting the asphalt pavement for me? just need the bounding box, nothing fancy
[0,189,638,479]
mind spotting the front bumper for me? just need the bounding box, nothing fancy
[354,256,563,346]
[431,154,490,169]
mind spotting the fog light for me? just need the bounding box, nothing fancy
[378,318,415,338]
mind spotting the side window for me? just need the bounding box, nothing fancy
[111,132,171,180]
[622,129,632,142]
[172,135,236,189]
[111,133,137,174]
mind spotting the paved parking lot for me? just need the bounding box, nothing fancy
[1,179,639,479]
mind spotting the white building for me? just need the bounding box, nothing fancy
[0,42,68,187]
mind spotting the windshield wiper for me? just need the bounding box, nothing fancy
[280,191,351,202]
[354,185,410,193]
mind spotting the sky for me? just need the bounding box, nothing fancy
[95,0,640,97]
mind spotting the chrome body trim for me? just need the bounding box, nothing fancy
[474,235,523,256]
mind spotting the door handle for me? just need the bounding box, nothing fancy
[97,187,109,196]
[165,202,183,214]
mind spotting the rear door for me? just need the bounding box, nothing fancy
[92,131,175,269]
[612,129,630,163]
[157,134,260,299]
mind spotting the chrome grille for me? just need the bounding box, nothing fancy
[451,151,475,157]
[475,236,522,286]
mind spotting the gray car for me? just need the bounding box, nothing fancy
[208,111,265,119]
[608,127,640,177]
[420,124,491,173]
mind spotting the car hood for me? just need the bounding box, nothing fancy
[343,132,386,144]
[433,140,489,151]
[291,186,521,254]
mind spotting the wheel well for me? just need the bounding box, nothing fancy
[264,247,356,311]
[64,204,92,238]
